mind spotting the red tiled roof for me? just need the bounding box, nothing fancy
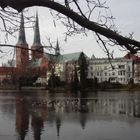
[0,67,16,74]
[124,53,140,64]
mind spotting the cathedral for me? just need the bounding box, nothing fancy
[0,12,87,86]
[16,12,49,79]
[0,12,54,84]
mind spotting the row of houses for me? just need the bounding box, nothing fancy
[52,52,140,85]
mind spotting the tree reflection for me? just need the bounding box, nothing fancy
[79,92,89,129]
[15,96,29,140]
[56,111,61,137]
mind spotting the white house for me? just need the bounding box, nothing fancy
[88,57,133,84]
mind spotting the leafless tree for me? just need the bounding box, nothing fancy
[0,0,139,56]
[0,7,35,64]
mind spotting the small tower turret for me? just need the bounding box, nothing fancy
[55,39,60,56]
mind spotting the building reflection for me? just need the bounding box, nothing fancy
[1,92,140,139]
[15,96,29,140]
[31,98,48,140]
[134,98,140,117]
[31,114,44,140]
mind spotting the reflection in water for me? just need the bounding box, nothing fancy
[16,96,29,140]
[31,98,48,140]
[79,92,89,129]
[0,91,140,140]
[56,110,61,137]
[31,115,44,140]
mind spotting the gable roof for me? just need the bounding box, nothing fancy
[41,52,88,64]
[62,52,82,61]
[44,52,83,63]
[124,53,140,64]
[58,52,88,63]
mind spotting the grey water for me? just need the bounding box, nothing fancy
[0,90,140,140]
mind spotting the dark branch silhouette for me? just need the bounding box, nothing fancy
[0,0,139,53]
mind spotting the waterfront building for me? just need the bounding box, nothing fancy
[88,57,133,84]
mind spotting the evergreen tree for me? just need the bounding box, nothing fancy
[71,65,79,91]
[78,52,88,90]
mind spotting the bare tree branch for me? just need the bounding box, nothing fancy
[0,44,58,56]
[0,0,139,53]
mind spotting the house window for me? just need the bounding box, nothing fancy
[118,71,120,75]
[112,72,115,76]
[128,66,130,71]
[104,66,107,70]
[118,65,125,69]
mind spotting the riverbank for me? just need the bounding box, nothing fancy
[0,84,140,92]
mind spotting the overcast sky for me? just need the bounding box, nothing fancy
[31,0,140,58]
[0,0,140,64]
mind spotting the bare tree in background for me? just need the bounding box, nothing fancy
[0,0,139,58]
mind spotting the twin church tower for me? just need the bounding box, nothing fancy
[16,12,44,72]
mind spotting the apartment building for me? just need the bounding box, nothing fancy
[88,58,133,84]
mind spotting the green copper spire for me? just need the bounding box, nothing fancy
[55,39,60,55]
[17,12,27,45]
[32,11,41,46]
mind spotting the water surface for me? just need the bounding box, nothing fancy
[0,90,140,140]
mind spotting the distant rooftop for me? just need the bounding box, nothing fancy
[59,52,89,63]
[44,51,88,64]
[29,51,89,67]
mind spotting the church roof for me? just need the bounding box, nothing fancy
[32,12,42,47]
[45,52,88,64]
[17,12,27,45]
[60,52,82,63]
[44,51,88,64]
[44,52,82,63]
[60,52,89,63]
[29,52,88,67]
[44,53,60,63]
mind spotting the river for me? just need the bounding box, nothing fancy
[0,90,140,140]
